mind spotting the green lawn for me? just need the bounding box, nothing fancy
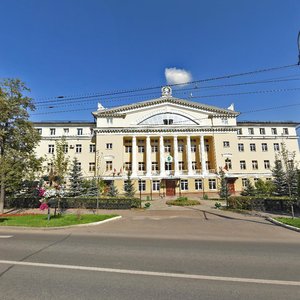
[275,217,300,229]
[0,214,118,227]
[166,199,201,206]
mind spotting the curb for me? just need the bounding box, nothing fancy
[0,215,122,231]
[266,217,300,233]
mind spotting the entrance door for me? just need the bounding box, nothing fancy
[227,178,236,194]
[166,180,176,196]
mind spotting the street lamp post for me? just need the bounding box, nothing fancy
[138,178,142,208]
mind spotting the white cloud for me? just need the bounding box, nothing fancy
[165,67,192,86]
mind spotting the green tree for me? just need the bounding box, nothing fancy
[272,159,287,196]
[107,181,118,197]
[241,179,255,196]
[0,79,42,212]
[254,179,274,196]
[68,157,83,197]
[218,169,231,200]
[124,172,136,197]
[82,178,98,197]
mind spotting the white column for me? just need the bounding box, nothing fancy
[186,136,193,175]
[131,136,137,177]
[173,135,179,176]
[159,135,165,176]
[146,136,152,176]
[200,135,207,175]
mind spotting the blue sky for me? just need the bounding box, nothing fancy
[1,0,300,123]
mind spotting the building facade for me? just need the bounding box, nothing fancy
[34,87,300,197]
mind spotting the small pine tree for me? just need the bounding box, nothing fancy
[241,179,255,196]
[68,157,83,197]
[82,178,98,197]
[107,181,118,197]
[218,169,231,199]
[124,172,136,197]
[272,159,288,196]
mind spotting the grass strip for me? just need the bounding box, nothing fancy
[275,217,300,229]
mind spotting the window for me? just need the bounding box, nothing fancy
[209,179,216,190]
[151,145,158,152]
[165,162,172,171]
[250,143,256,151]
[77,128,83,135]
[163,119,173,125]
[106,143,113,150]
[252,160,258,170]
[76,162,81,171]
[164,145,171,152]
[76,144,82,153]
[125,146,132,153]
[152,162,158,171]
[90,144,96,153]
[138,180,146,191]
[254,178,259,183]
[259,128,265,135]
[195,179,202,190]
[106,161,112,171]
[273,143,280,151]
[137,139,144,144]
[191,145,196,152]
[124,139,131,144]
[225,159,232,170]
[165,139,171,143]
[223,141,230,147]
[261,143,268,152]
[283,128,289,135]
[48,144,54,154]
[138,146,144,153]
[205,144,209,152]
[221,117,228,125]
[240,160,246,170]
[192,161,197,170]
[266,178,272,181]
[191,139,196,143]
[63,144,68,153]
[47,163,53,173]
[152,180,160,191]
[238,143,244,152]
[37,128,42,134]
[138,162,145,171]
[50,128,56,135]
[89,162,95,172]
[125,162,132,171]
[248,128,254,135]
[178,161,184,171]
[237,128,242,135]
[271,128,277,135]
[181,180,188,190]
[264,160,270,169]
[178,145,184,152]
[107,117,113,124]
[242,178,247,187]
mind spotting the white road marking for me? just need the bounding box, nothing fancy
[0,259,299,286]
[0,235,13,238]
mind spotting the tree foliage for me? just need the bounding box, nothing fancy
[107,181,118,197]
[254,179,274,197]
[241,179,255,196]
[68,157,83,197]
[124,172,136,197]
[0,79,42,212]
[218,168,231,199]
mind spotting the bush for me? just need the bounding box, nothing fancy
[227,197,252,210]
[176,196,188,201]
[166,199,200,206]
[144,202,151,209]
[215,202,222,209]
[203,194,209,200]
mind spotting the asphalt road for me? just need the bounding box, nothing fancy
[0,209,300,299]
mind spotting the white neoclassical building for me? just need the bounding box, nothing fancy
[34,86,300,197]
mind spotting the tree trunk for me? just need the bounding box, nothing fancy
[0,176,5,213]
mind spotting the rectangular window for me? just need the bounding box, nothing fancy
[191,145,196,152]
[240,160,246,170]
[106,161,112,171]
[77,128,83,135]
[283,128,289,135]
[164,145,171,153]
[223,141,230,147]
[252,160,258,170]
[208,179,216,190]
[48,144,54,154]
[192,161,197,170]
[242,178,247,188]
[76,144,82,153]
[271,128,277,135]
[64,128,69,134]
[125,162,132,171]
[195,179,202,190]
[138,180,146,191]
[151,145,158,152]
[50,128,56,135]
[138,162,145,171]
[237,128,242,135]
[248,128,254,135]
[205,144,209,152]
[181,180,188,191]
[106,143,113,150]
[221,117,228,125]
[63,144,68,154]
[273,143,280,151]
[138,146,144,153]
[152,162,158,171]
[259,128,265,135]
[225,159,232,170]
[165,162,172,171]
[137,139,144,144]
[250,143,256,151]
[37,128,42,134]
[125,146,132,153]
[47,163,53,173]
[178,161,184,171]
[264,160,270,169]
[262,143,268,152]
[178,145,184,152]
[90,144,96,153]
[76,162,81,171]
[238,143,244,152]
[107,117,113,124]
[89,162,95,172]
[152,180,160,191]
